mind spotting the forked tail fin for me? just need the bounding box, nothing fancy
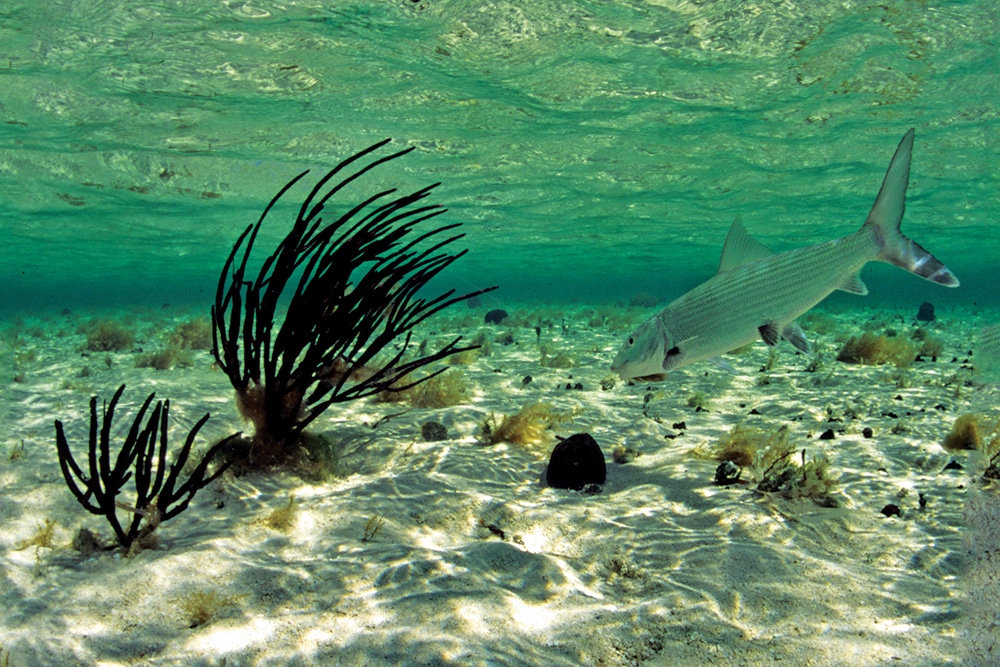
[863,128,959,287]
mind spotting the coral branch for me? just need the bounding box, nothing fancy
[212,139,495,465]
[54,385,237,549]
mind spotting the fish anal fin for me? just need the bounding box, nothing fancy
[837,271,868,295]
[718,216,773,273]
[782,322,811,354]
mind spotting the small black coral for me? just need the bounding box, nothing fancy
[54,384,238,549]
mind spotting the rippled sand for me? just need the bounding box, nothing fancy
[1,302,998,666]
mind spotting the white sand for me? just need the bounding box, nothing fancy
[1,302,998,666]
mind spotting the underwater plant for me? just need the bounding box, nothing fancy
[211,140,495,466]
[480,402,572,451]
[377,369,469,408]
[54,384,238,550]
[756,448,838,505]
[180,589,241,628]
[836,331,915,368]
[943,413,982,451]
[170,318,213,350]
[80,319,134,352]
[693,422,790,468]
[942,413,1000,481]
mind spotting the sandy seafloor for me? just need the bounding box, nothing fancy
[1,301,999,667]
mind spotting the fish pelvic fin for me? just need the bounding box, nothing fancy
[863,128,959,288]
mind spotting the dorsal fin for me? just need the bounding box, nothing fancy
[718,216,773,273]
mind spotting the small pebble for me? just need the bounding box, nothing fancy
[420,421,448,442]
[880,503,902,518]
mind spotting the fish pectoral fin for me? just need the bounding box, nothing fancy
[661,344,684,372]
[782,322,811,354]
[837,271,868,295]
[758,322,782,347]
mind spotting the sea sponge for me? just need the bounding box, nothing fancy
[836,331,915,368]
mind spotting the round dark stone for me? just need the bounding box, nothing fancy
[862,427,873,438]
[880,503,902,518]
[916,301,935,322]
[484,309,509,325]
[546,433,606,490]
[420,421,448,442]
[715,460,742,486]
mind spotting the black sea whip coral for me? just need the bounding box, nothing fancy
[54,385,237,549]
[212,139,495,465]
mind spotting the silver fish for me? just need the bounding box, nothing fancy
[612,129,959,381]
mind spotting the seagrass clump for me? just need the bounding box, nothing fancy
[54,384,237,550]
[212,139,495,466]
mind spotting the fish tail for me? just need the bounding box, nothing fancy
[863,128,959,287]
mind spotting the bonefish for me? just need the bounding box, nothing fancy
[611,129,958,381]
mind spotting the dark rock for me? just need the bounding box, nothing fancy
[546,433,606,490]
[916,301,935,322]
[420,421,448,442]
[495,331,515,345]
[818,429,835,440]
[484,309,509,325]
[612,446,639,464]
[943,459,963,471]
[715,460,741,486]
[862,427,873,438]
[880,503,902,518]
[521,375,532,387]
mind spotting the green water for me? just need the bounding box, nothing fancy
[0,0,996,314]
